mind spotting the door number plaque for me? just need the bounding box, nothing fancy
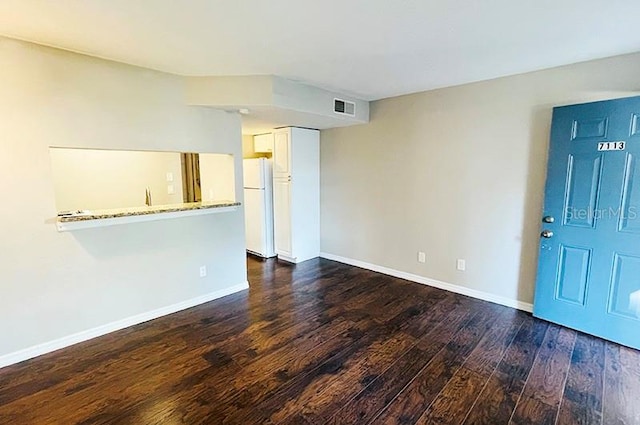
[598,141,626,151]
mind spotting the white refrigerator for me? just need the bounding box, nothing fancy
[243,158,276,258]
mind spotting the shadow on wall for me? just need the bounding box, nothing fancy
[68,214,227,259]
[516,106,553,304]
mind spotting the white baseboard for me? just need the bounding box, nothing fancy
[0,281,249,369]
[320,252,533,313]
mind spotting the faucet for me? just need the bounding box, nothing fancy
[145,187,152,206]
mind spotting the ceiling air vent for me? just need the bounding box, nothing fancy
[334,98,356,117]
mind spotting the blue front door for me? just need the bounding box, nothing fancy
[534,96,640,350]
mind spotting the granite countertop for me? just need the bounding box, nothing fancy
[58,200,241,223]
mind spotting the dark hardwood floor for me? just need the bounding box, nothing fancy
[1,257,639,424]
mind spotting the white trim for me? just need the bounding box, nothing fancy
[57,205,239,232]
[0,282,249,369]
[277,254,298,263]
[320,252,533,313]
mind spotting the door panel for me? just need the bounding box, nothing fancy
[273,179,292,256]
[273,131,290,177]
[571,117,608,140]
[534,96,640,350]
[618,154,640,233]
[555,245,591,306]
[562,154,603,228]
[631,114,640,137]
[608,253,640,319]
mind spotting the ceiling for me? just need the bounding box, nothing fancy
[0,0,639,101]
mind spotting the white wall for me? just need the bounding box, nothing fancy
[0,37,247,359]
[321,52,640,306]
[272,76,370,124]
[50,148,184,211]
[200,153,236,202]
[186,75,370,124]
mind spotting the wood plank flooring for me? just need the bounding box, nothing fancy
[0,256,639,424]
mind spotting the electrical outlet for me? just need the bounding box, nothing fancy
[199,266,207,278]
[456,259,466,271]
[166,172,174,182]
[417,251,426,263]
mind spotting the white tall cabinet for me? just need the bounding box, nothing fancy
[272,127,320,263]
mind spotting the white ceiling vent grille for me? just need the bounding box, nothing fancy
[334,98,356,117]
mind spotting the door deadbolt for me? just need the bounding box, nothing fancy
[541,230,554,238]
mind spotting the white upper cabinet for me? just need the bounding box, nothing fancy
[254,133,274,153]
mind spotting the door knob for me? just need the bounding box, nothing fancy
[541,230,554,238]
[543,216,555,223]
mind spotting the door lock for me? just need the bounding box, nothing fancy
[541,230,554,238]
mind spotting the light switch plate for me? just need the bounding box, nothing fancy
[167,185,175,194]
